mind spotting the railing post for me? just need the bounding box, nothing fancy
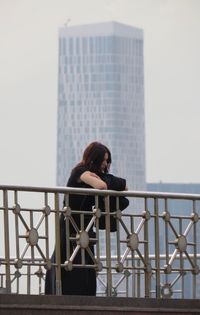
[104,195,112,296]
[54,192,62,295]
[3,190,11,293]
[154,197,161,298]
[144,197,150,298]
[193,200,197,299]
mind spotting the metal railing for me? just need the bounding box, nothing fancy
[0,184,200,298]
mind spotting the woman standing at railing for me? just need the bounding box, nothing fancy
[45,141,129,296]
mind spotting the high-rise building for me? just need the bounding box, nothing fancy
[57,21,146,191]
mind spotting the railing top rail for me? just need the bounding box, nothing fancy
[0,184,200,200]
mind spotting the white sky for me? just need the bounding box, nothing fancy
[0,0,200,186]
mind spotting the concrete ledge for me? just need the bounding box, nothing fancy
[1,294,200,314]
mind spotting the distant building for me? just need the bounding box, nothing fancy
[147,182,200,194]
[56,21,146,191]
[147,182,200,214]
[147,182,200,299]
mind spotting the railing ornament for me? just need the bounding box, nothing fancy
[142,210,151,221]
[114,209,122,219]
[63,206,72,217]
[95,259,103,272]
[93,207,101,218]
[64,260,73,271]
[124,269,131,278]
[175,235,187,252]
[76,230,89,249]
[43,205,51,216]
[162,211,171,222]
[164,264,172,274]
[161,283,173,298]
[34,267,44,278]
[14,258,23,269]
[192,265,199,275]
[26,228,39,246]
[127,233,139,251]
[44,259,52,270]
[116,262,124,273]
[12,203,21,214]
[191,212,199,223]
[14,270,21,279]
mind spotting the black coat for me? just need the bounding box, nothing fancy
[45,170,129,295]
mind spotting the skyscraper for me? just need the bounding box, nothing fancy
[57,21,146,191]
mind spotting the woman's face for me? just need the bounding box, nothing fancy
[100,152,109,172]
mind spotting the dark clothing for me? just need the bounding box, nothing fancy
[45,166,129,295]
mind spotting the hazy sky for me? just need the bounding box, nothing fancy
[0,0,200,187]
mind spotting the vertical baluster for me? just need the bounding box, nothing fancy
[44,192,49,261]
[14,190,20,293]
[154,197,160,298]
[54,192,61,295]
[144,197,150,298]
[105,195,112,296]
[164,198,169,293]
[193,199,197,299]
[3,190,11,293]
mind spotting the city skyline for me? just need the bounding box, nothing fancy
[0,0,200,187]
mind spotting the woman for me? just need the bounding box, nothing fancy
[45,141,129,295]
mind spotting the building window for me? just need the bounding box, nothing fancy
[69,38,73,55]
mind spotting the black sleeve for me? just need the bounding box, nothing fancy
[67,166,88,187]
[100,173,129,211]
[102,173,126,191]
[98,173,129,232]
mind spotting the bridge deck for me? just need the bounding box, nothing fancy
[0,294,200,315]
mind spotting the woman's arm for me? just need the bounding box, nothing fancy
[80,171,107,190]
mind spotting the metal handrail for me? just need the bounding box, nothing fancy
[0,184,200,298]
[1,184,200,199]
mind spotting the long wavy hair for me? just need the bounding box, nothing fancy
[74,141,112,174]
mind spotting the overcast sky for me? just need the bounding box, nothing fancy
[0,0,200,187]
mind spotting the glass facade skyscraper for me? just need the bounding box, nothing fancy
[57,21,146,191]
